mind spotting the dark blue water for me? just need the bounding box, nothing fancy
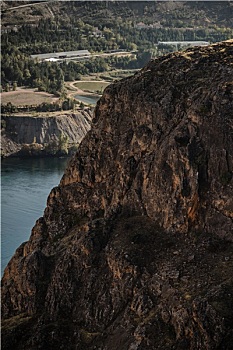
[1,157,68,275]
[74,94,100,105]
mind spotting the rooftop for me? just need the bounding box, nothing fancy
[31,50,91,60]
[158,41,210,46]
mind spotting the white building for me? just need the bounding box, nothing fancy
[31,50,91,62]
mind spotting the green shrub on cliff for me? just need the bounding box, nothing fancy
[1,102,18,114]
[58,132,69,155]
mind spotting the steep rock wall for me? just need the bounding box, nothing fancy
[1,109,92,157]
[1,41,233,350]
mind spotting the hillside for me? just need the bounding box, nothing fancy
[2,1,233,95]
[2,1,233,28]
[1,40,233,350]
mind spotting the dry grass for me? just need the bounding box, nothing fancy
[1,89,58,106]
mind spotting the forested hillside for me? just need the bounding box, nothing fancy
[1,1,233,93]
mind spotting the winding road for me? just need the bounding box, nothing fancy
[65,80,108,105]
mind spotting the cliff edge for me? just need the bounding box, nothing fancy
[1,109,92,157]
[1,41,233,350]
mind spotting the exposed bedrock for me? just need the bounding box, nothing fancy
[1,41,233,350]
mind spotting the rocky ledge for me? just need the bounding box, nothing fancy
[1,40,233,350]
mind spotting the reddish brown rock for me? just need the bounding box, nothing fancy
[2,40,233,350]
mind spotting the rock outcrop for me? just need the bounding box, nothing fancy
[1,41,233,350]
[1,109,92,157]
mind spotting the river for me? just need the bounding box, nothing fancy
[1,157,69,275]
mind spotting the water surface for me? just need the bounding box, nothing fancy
[74,94,100,105]
[1,157,68,275]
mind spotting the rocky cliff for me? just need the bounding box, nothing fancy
[1,109,92,157]
[1,41,233,350]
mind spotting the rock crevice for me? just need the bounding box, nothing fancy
[1,41,233,350]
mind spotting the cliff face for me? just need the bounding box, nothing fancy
[1,109,92,157]
[2,41,233,350]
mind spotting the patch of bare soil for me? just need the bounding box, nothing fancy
[1,89,59,106]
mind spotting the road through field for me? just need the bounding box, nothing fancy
[66,80,109,93]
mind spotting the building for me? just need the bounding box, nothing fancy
[92,27,103,37]
[31,50,91,62]
[135,22,148,29]
[158,41,210,50]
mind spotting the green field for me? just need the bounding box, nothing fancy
[74,81,110,93]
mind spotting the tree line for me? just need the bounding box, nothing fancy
[1,43,151,94]
[2,17,232,55]
[1,8,232,94]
